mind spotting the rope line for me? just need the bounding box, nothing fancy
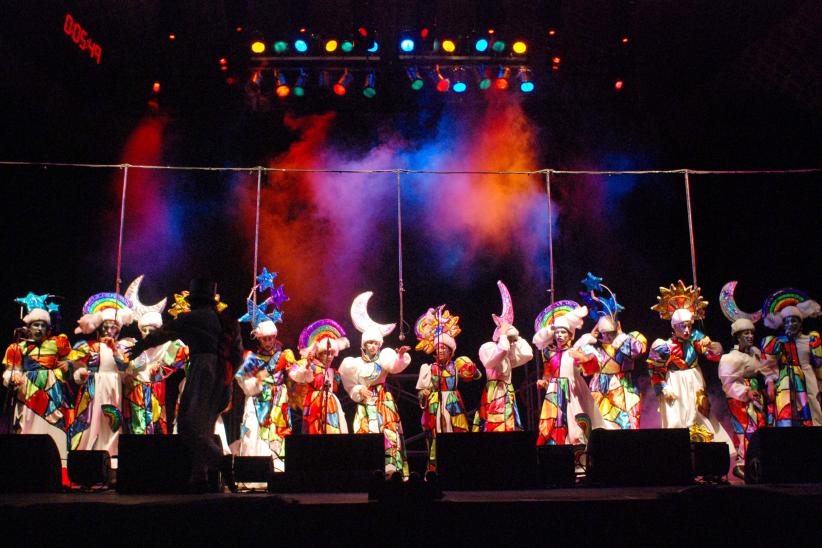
[115,166,129,295]
[545,171,555,305]
[684,170,699,289]
[396,170,407,342]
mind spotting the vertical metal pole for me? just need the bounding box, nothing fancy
[545,171,555,305]
[396,170,406,341]
[115,165,129,295]
[683,170,699,288]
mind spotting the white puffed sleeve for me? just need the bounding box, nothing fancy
[416,363,432,390]
[339,356,367,403]
[379,347,411,374]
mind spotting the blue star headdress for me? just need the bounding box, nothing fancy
[579,272,624,321]
[239,267,289,328]
[15,292,59,314]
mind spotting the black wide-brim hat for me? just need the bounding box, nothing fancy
[188,278,218,304]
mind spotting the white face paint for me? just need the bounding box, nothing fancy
[736,329,755,351]
[99,320,121,339]
[258,334,277,352]
[363,340,382,358]
[672,321,693,340]
[554,327,571,347]
[783,316,802,337]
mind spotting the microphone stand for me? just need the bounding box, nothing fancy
[3,329,28,434]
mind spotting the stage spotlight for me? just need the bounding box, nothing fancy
[341,40,354,53]
[367,40,379,53]
[294,39,308,52]
[434,66,450,92]
[495,66,510,90]
[442,39,456,53]
[275,71,290,97]
[325,39,338,53]
[406,67,424,90]
[333,70,353,96]
[451,67,467,93]
[400,38,415,52]
[478,66,492,90]
[273,41,288,53]
[293,70,307,97]
[491,40,506,53]
[517,67,534,92]
[363,72,377,98]
[251,40,266,54]
[475,38,489,52]
[614,79,624,91]
[152,81,161,93]
[513,41,527,54]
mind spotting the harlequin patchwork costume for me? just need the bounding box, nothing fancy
[474,281,533,432]
[759,288,822,426]
[3,293,73,461]
[533,301,603,445]
[339,291,411,477]
[414,305,480,470]
[293,319,350,435]
[575,273,646,430]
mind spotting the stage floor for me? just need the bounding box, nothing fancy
[3,483,822,545]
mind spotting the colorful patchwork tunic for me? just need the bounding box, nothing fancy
[292,359,348,435]
[416,357,480,469]
[123,339,188,435]
[473,334,533,432]
[340,348,411,476]
[536,345,603,446]
[233,348,299,472]
[760,332,822,426]
[67,338,134,457]
[718,346,770,463]
[2,335,74,460]
[648,331,734,454]
[574,331,646,430]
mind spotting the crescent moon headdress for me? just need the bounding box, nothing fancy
[491,281,515,342]
[415,305,461,354]
[351,291,396,346]
[124,275,168,332]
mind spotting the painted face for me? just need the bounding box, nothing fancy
[316,348,333,367]
[554,327,571,347]
[672,321,693,340]
[139,324,158,339]
[27,320,50,343]
[435,343,453,363]
[783,315,802,337]
[736,329,755,350]
[363,340,382,358]
[258,334,277,352]
[99,320,121,339]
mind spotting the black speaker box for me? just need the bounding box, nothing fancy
[233,456,273,483]
[267,434,384,492]
[0,434,62,493]
[587,428,693,486]
[116,434,192,493]
[436,431,539,490]
[537,444,583,487]
[68,450,111,487]
[745,426,822,484]
[691,442,730,478]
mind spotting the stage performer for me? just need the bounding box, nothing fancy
[293,319,350,435]
[68,293,135,459]
[121,275,188,435]
[474,281,533,432]
[171,278,243,489]
[575,273,646,430]
[414,305,480,471]
[3,293,74,461]
[648,280,734,456]
[340,291,411,477]
[760,288,822,426]
[533,301,604,445]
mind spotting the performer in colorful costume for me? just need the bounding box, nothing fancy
[533,301,603,445]
[68,293,135,459]
[3,293,74,461]
[121,276,188,435]
[340,291,411,477]
[474,281,533,432]
[574,273,646,430]
[292,319,350,435]
[759,288,822,426]
[233,270,298,472]
[414,305,480,471]
[648,280,734,455]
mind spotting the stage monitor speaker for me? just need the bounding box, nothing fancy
[587,428,692,486]
[745,426,822,484]
[116,434,191,493]
[0,434,62,493]
[268,434,384,492]
[537,444,583,488]
[691,442,729,478]
[68,450,111,487]
[233,456,273,484]
[436,431,539,490]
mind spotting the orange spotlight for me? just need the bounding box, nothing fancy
[152,81,161,93]
[168,34,176,41]
[552,56,561,64]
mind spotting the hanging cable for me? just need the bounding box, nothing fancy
[545,171,555,305]
[684,170,698,289]
[115,165,129,295]
[253,167,263,288]
[396,170,407,341]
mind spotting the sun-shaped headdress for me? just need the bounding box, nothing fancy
[651,280,708,321]
[414,305,461,354]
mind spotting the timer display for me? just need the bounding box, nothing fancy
[64,13,102,65]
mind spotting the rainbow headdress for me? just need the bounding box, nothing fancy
[579,272,625,323]
[762,287,820,329]
[415,305,461,354]
[75,292,134,334]
[298,319,350,359]
[651,280,708,322]
[15,292,59,325]
[534,300,581,333]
